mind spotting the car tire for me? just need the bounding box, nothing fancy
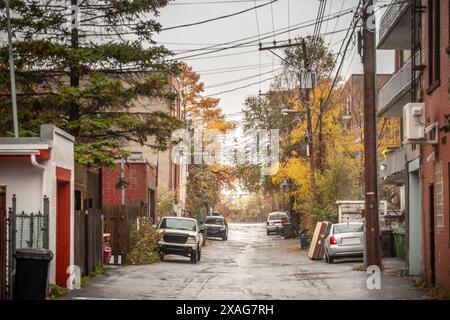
[159,253,164,261]
[267,230,270,235]
[328,255,334,264]
[190,249,197,264]
[198,247,201,261]
[325,254,328,263]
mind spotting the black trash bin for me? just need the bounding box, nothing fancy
[380,230,395,257]
[13,248,53,300]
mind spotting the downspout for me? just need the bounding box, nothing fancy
[31,154,46,209]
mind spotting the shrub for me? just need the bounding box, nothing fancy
[127,217,162,264]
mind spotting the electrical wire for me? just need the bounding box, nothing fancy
[161,0,278,31]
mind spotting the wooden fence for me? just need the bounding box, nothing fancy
[74,208,103,276]
[103,205,147,265]
[0,189,6,300]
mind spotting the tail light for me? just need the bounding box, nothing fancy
[329,235,337,245]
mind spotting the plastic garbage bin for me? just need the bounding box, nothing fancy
[393,229,406,260]
[13,248,53,300]
[381,230,395,257]
[299,229,309,249]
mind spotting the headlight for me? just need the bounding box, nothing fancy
[186,236,197,244]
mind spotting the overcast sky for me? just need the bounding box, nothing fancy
[154,0,394,120]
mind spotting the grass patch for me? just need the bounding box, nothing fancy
[353,264,367,271]
[47,283,69,299]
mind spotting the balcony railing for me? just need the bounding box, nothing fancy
[379,147,405,183]
[378,0,411,46]
[378,51,420,115]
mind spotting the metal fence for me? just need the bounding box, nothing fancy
[5,195,49,299]
[13,197,49,250]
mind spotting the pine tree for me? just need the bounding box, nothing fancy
[0,0,182,166]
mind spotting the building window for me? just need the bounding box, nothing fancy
[427,0,441,91]
[435,161,444,227]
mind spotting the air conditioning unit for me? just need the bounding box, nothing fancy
[403,103,425,144]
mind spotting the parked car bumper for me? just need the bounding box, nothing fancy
[158,241,197,257]
[327,244,364,257]
[267,225,283,233]
[206,229,226,238]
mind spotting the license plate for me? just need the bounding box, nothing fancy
[274,222,282,226]
[342,237,360,245]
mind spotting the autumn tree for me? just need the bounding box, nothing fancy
[179,63,235,215]
[0,0,182,166]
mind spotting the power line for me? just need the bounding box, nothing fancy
[170,4,358,58]
[161,0,278,31]
[168,0,270,5]
[204,75,277,97]
[205,68,282,89]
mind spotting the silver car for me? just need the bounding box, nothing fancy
[266,211,289,235]
[323,222,364,264]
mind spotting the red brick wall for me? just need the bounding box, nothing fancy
[102,163,149,206]
[421,0,450,290]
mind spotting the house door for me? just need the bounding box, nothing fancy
[0,186,6,299]
[56,181,71,286]
[429,184,436,286]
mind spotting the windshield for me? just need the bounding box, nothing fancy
[159,218,197,231]
[333,223,363,234]
[205,217,224,225]
[268,213,287,220]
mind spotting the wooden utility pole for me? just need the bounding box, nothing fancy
[362,0,381,268]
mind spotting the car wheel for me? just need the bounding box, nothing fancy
[328,255,334,264]
[267,230,270,235]
[190,249,197,264]
[325,254,328,263]
[159,252,164,261]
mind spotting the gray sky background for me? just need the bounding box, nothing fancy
[154,0,394,120]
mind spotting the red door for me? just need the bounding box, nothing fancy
[56,168,71,286]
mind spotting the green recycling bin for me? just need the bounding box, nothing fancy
[393,229,406,260]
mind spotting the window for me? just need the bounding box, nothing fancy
[435,161,444,227]
[427,0,441,91]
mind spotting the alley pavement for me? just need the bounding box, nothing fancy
[63,223,429,300]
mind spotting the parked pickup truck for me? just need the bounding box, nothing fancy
[157,217,203,264]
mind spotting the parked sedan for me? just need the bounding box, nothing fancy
[157,217,203,263]
[324,222,364,264]
[204,216,228,240]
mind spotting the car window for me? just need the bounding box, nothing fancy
[333,224,363,234]
[205,217,224,225]
[160,218,197,231]
[268,213,287,220]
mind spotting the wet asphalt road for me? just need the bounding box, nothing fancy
[64,223,428,300]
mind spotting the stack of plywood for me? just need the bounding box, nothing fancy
[308,222,330,260]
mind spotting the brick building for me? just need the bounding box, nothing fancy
[420,0,450,290]
[102,159,157,221]
[101,73,187,222]
[377,0,450,290]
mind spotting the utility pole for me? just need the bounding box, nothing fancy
[70,0,80,128]
[301,39,316,210]
[5,0,19,138]
[362,0,381,268]
[259,38,316,232]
